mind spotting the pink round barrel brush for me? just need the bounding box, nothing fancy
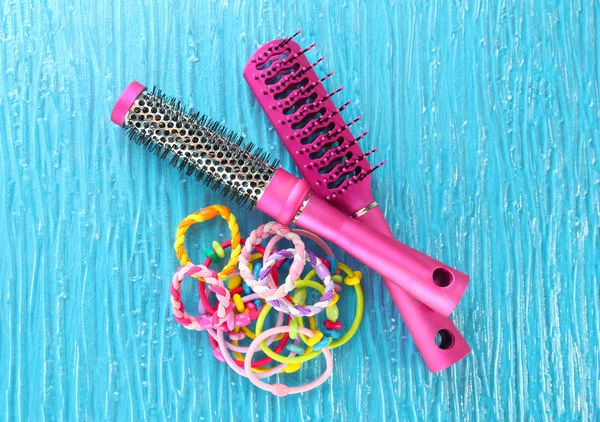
[243,33,471,371]
[111,82,468,318]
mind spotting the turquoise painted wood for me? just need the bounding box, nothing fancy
[1,0,598,420]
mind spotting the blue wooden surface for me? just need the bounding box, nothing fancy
[1,0,599,420]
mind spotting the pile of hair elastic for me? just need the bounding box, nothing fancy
[169,205,364,396]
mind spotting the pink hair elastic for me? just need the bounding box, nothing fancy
[207,291,296,378]
[238,221,306,300]
[244,325,334,396]
[206,295,293,369]
[263,228,335,262]
[170,264,234,331]
[210,327,295,379]
[212,292,284,353]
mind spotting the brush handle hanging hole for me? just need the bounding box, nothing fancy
[435,329,455,350]
[432,268,454,287]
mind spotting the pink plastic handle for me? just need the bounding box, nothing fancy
[357,206,470,371]
[258,169,469,317]
[296,195,468,317]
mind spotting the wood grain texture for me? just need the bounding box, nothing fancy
[0,0,598,420]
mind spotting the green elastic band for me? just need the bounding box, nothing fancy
[254,267,364,365]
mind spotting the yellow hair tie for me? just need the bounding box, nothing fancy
[174,205,241,280]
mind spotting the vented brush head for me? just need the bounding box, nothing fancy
[244,30,384,214]
[113,82,279,208]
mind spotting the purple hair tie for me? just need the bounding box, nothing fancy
[259,248,334,317]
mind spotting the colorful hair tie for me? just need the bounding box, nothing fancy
[244,325,333,396]
[251,270,364,365]
[174,205,241,280]
[258,248,334,317]
[200,239,292,369]
[209,309,300,379]
[212,328,292,379]
[170,264,233,330]
[238,222,306,300]
[206,291,292,368]
[199,240,279,316]
[259,228,337,317]
[171,207,364,395]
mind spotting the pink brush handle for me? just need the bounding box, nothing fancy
[296,196,467,317]
[357,206,470,371]
[258,169,469,317]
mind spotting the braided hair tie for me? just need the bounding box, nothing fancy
[171,205,241,330]
[259,248,334,317]
[174,205,241,280]
[198,240,280,317]
[239,223,334,316]
[170,264,234,331]
[238,221,306,300]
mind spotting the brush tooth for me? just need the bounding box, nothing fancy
[260,53,319,83]
[294,128,337,154]
[367,160,385,175]
[276,29,301,49]
[322,115,360,141]
[287,84,342,122]
[253,31,300,67]
[273,65,318,95]
[287,100,349,137]
[294,111,358,156]
[262,43,316,82]
[322,148,378,182]
[270,69,310,96]
[326,160,385,199]
[319,71,334,84]
[326,175,358,200]
[290,43,316,62]
[271,57,323,94]
[317,86,344,105]
[322,130,369,158]
[277,71,334,108]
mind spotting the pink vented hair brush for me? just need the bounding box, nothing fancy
[111,82,468,318]
[243,32,471,371]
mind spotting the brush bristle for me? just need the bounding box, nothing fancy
[123,88,279,208]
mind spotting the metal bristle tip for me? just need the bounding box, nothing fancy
[123,88,278,208]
